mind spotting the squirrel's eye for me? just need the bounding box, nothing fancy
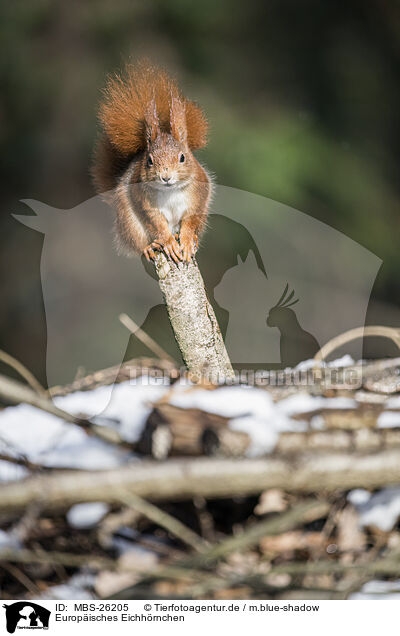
[179,153,185,163]
[147,155,153,167]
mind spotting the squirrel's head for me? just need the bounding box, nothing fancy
[143,132,194,188]
[141,96,194,189]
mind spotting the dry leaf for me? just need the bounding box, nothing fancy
[118,547,159,572]
[260,531,325,554]
[336,506,366,552]
[94,571,138,597]
[254,489,287,515]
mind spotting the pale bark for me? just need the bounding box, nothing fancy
[154,253,234,381]
[3,449,400,512]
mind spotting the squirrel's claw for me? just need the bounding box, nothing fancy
[145,235,182,263]
[180,234,198,262]
[143,244,158,261]
[162,235,182,263]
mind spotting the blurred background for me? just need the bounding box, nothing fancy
[0,0,399,385]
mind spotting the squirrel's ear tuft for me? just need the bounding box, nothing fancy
[170,96,187,144]
[144,95,160,147]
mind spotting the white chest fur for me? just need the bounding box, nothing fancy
[155,187,189,232]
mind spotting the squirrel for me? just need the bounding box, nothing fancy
[92,61,212,263]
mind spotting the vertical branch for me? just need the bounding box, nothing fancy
[154,253,234,381]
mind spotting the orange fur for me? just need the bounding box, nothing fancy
[98,61,208,157]
[92,60,212,262]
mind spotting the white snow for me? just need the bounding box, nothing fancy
[0,378,169,478]
[0,529,21,550]
[54,379,168,443]
[377,411,400,428]
[230,414,307,456]
[327,355,355,367]
[277,393,356,416]
[39,573,96,600]
[294,359,322,371]
[385,396,400,409]
[66,503,110,529]
[0,403,127,473]
[350,579,400,600]
[169,384,308,456]
[347,489,371,507]
[348,486,400,532]
[294,355,355,372]
[310,415,325,430]
[169,384,261,418]
[0,459,29,483]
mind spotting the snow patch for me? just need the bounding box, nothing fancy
[377,411,400,428]
[348,486,400,532]
[0,529,21,550]
[39,573,96,600]
[0,379,168,475]
[0,459,29,483]
[277,393,356,416]
[350,579,400,600]
[169,385,264,418]
[67,503,110,529]
[327,355,355,367]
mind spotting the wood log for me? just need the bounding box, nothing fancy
[137,403,250,458]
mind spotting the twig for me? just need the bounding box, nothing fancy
[0,453,66,473]
[0,349,46,396]
[189,499,329,566]
[0,547,220,584]
[107,501,330,599]
[49,357,179,398]
[2,562,41,596]
[269,554,400,577]
[119,314,177,364]
[118,488,208,553]
[314,326,400,363]
[0,547,113,569]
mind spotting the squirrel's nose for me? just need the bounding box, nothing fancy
[161,175,171,183]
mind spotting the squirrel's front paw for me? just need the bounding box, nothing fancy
[180,233,198,262]
[144,235,182,263]
[143,243,158,261]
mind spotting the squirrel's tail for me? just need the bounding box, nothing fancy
[98,60,207,155]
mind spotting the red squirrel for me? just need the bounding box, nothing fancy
[92,61,212,263]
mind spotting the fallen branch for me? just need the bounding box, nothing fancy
[3,450,400,512]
